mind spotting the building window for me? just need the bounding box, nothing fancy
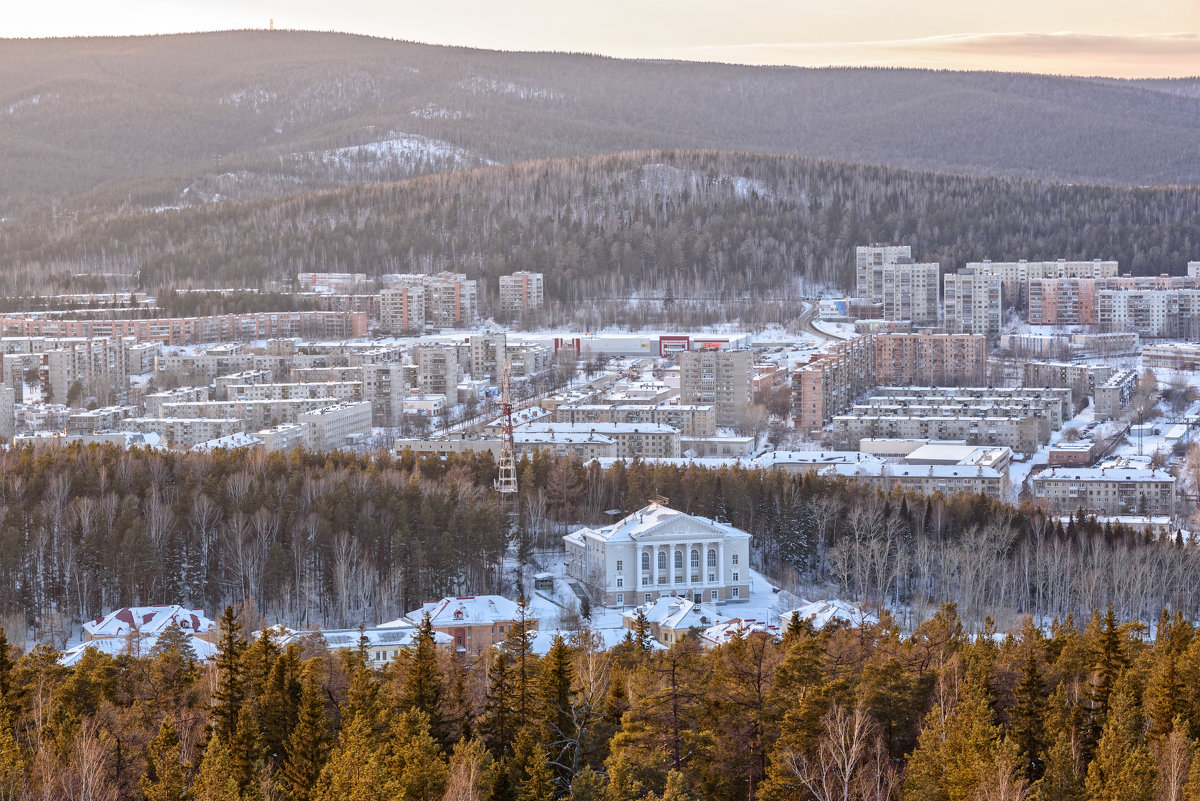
[642,552,650,571]
[733,572,739,582]
[658,551,667,571]
[690,549,699,569]
[642,576,650,585]
[616,578,623,588]
[731,554,739,565]
[708,573,715,582]
[616,560,623,572]
[732,587,740,599]
[707,549,716,568]
[674,550,683,570]
[645,593,652,604]
[711,590,718,602]
[616,593,624,605]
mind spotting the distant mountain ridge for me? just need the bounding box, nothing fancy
[1,30,1199,217]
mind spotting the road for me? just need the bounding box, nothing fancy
[797,300,852,342]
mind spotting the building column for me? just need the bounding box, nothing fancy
[717,541,725,592]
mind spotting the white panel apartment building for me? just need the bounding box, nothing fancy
[881,261,940,326]
[564,502,752,607]
[382,272,478,329]
[1032,464,1175,516]
[966,259,1118,307]
[1097,289,1200,339]
[943,270,1002,337]
[498,271,545,315]
[298,401,373,451]
[412,344,461,396]
[855,245,912,300]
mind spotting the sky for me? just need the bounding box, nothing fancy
[4,0,1200,79]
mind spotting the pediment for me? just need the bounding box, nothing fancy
[630,513,724,541]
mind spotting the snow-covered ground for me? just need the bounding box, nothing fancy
[1008,400,1096,503]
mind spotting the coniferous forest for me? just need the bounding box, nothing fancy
[2,589,1200,800]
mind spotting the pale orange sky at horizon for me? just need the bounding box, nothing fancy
[4,1,1199,79]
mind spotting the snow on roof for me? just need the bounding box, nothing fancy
[83,605,216,639]
[515,430,615,445]
[523,422,680,435]
[60,633,218,666]
[284,626,452,650]
[527,627,642,654]
[407,595,534,627]
[1033,466,1174,482]
[783,600,878,630]
[701,618,781,647]
[623,595,731,632]
[565,502,750,547]
[191,432,263,452]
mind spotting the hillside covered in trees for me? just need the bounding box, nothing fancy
[0,444,1194,648]
[3,151,1199,308]
[2,30,1200,220]
[2,593,1200,800]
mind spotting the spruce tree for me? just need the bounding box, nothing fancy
[384,710,449,801]
[481,649,516,755]
[569,765,605,801]
[1011,638,1046,782]
[229,701,264,792]
[280,664,331,801]
[140,716,188,801]
[401,614,445,741]
[192,731,241,801]
[539,633,575,781]
[211,605,247,743]
[258,644,303,767]
[1082,687,1155,801]
[0,629,13,703]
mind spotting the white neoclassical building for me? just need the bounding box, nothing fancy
[564,502,751,608]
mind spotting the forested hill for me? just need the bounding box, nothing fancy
[4,150,1199,301]
[2,31,1200,217]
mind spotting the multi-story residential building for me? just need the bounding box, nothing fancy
[214,370,274,400]
[679,349,752,427]
[943,270,1002,337]
[507,343,553,378]
[792,336,877,434]
[1190,262,1200,278]
[498,271,545,315]
[1022,362,1113,400]
[0,387,13,441]
[125,417,242,448]
[254,423,310,452]
[553,403,717,437]
[412,344,461,396]
[855,244,912,300]
[1097,288,1200,339]
[298,401,373,451]
[468,332,507,379]
[967,259,1119,308]
[402,394,447,419]
[831,413,1049,455]
[296,272,368,292]
[419,272,479,328]
[67,405,136,435]
[853,391,1070,428]
[379,285,426,334]
[880,261,940,326]
[823,460,1009,501]
[564,502,752,607]
[0,312,368,344]
[159,397,340,431]
[223,381,362,403]
[1032,463,1175,516]
[873,333,988,387]
[869,386,1073,422]
[514,430,617,460]
[1093,370,1138,420]
[144,386,210,417]
[520,422,682,459]
[1143,343,1200,371]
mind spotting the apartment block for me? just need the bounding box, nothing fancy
[296,272,368,293]
[223,381,362,403]
[159,397,340,431]
[299,401,373,451]
[554,403,716,437]
[1093,370,1138,421]
[514,430,617,460]
[379,286,426,334]
[412,344,461,396]
[1032,463,1175,516]
[144,386,210,417]
[1097,288,1200,339]
[498,271,545,315]
[880,261,940,326]
[254,423,310,452]
[792,336,877,433]
[0,387,14,441]
[67,405,136,435]
[520,422,682,459]
[468,332,507,379]
[870,386,1073,423]
[1190,262,1200,278]
[855,245,912,300]
[0,312,368,344]
[1022,361,1113,399]
[678,349,752,427]
[508,343,553,378]
[832,413,1049,454]
[214,370,274,400]
[967,259,1118,307]
[943,270,1002,337]
[873,333,988,386]
[125,417,242,448]
[1143,343,1200,371]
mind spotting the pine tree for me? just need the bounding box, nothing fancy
[1082,687,1155,801]
[510,727,554,801]
[538,633,575,781]
[140,716,188,801]
[230,700,264,792]
[569,765,605,801]
[401,614,445,742]
[602,752,643,801]
[444,737,498,801]
[311,713,380,801]
[383,710,449,801]
[1089,604,1124,739]
[0,629,13,703]
[1031,729,1084,801]
[258,644,303,767]
[481,649,516,756]
[0,702,24,801]
[280,664,331,801]
[192,732,241,801]
[211,605,247,743]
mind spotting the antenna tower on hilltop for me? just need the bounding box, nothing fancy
[495,358,518,496]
